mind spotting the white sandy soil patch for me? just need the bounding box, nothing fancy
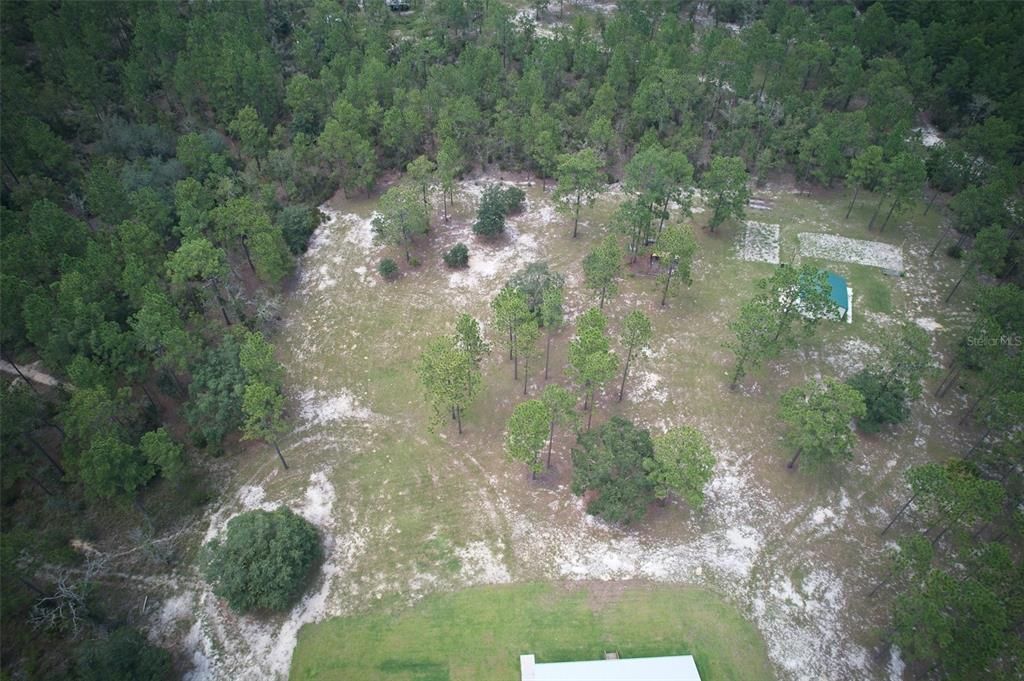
[799,233,903,272]
[738,221,781,264]
[0,359,66,388]
[299,206,380,294]
[912,125,944,148]
[185,470,368,681]
[628,367,669,403]
[296,387,378,429]
[456,540,512,585]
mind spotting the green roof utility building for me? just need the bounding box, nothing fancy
[519,653,702,681]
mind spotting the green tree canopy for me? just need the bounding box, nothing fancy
[779,377,866,470]
[582,235,623,309]
[701,156,749,232]
[644,426,716,509]
[204,507,321,612]
[571,416,655,524]
[418,334,482,435]
[553,147,604,238]
[654,224,697,306]
[505,399,551,476]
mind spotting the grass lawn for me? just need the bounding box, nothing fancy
[290,582,773,681]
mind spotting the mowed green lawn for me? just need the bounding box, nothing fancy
[290,582,773,681]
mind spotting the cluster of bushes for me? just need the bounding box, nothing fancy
[472,185,526,238]
[571,417,715,525]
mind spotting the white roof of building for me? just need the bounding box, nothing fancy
[520,654,702,681]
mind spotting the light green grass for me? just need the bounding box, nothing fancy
[291,582,773,681]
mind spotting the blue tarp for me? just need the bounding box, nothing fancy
[827,271,849,311]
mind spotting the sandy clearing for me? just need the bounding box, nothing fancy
[798,233,904,272]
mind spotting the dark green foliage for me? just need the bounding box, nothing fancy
[277,204,322,255]
[184,334,246,454]
[204,507,321,612]
[846,369,909,433]
[378,258,399,279]
[571,417,655,524]
[443,243,469,268]
[472,185,510,238]
[497,186,526,214]
[507,261,565,313]
[76,628,172,681]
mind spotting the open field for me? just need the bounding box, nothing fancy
[154,172,976,681]
[291,582,772,681]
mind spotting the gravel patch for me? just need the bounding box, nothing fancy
[798,233,903,272]
[738,221,781,264]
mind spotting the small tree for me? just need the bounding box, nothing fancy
[614,198,653,263]
[203,507,321,612]
[418,335,482,434]
[726,298,780,388]
[644,426,716,509]
[760,265,838,344]
[406,155,436,210]
[436,138,461,221]
[876,151,926,232]
[491,286,531,373]
[454,313,489,367]
[844,145,884,219]
[779,378,866,470]
[539,285,565,381]
[378,258,398,279]
[571,417,655,524]
[946,225,1009,303]
[582,235,623,309]
[540,384,578,469]
[553,147,604,237]
[567,308,619,429]
[473,184,511,238]
[372,183,429,262]
[241,381,290,470]
[618,310,653,402]
[654,224,697,306]
[846,370,909,433]
[702,156,749,232]
[505,399,551,478]
[508,261,565,313]
[517,318,542,394]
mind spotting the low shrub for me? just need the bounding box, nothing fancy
[443,243,469,268]
[378,258,399,279]
[499,186,526,214]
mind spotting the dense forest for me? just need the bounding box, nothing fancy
[1,0,1022,679]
